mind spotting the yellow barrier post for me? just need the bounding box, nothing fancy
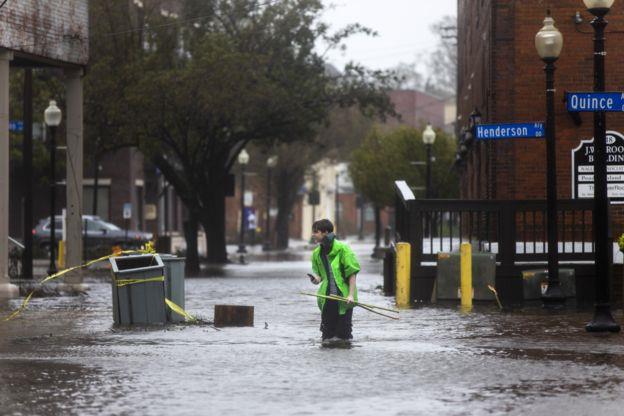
[57,240,65,269]
[460,242,472,310]
[395,242,411,308]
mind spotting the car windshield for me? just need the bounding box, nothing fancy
[43,219,62,230]
[95,220,122,231]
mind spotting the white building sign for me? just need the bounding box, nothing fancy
[572,131,624,200]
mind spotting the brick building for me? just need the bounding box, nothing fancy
[385,90,446,131]
[457,0,624,211]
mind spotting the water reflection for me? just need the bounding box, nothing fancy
[0,243,623,415]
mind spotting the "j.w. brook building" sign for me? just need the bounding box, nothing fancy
[572,131,624,201]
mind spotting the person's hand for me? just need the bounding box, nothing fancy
[308,274,321,285]
[346,294,354,305]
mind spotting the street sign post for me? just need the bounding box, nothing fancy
[123,203,132,244]
[566,92,624,112]
[123,203,132,220]
[474,122,545,140]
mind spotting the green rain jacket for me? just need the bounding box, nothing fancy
[311,240,361,315]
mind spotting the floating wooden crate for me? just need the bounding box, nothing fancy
[214,305,254,327]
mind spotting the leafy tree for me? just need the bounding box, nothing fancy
[426,15,457,98]
[123,0,395,267]
[9,69,65,185]
[388,15,457,98]
[270,105,377,249]
[85,0,396,269]
[349,125,458,246]
[85,1,158,214]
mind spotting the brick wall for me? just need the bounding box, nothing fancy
[0,0,88,65]
[458,1,624,228]
[459,0,624,199]
[457,0,493,199]
[384,90,446,131]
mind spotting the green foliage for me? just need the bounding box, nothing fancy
[87,0,397,260]
[8,69,65,183]
[349,126,458,207]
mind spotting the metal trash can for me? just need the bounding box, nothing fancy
[110,254,167,325]
[522,268,576,300]
[159,254,186,323]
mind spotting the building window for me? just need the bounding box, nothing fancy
[83,185,110,221]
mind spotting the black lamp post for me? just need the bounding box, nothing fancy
[237,148,250,254]
[44,100,62,276]
[335,167,340,237]
[263,155,277,251]
[422,124,436,199]
[422,124,436,238]
[584,0,620,332]
[535,11,566,306]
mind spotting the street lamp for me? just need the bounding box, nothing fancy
[422,124,436,199]
[44,100,62,276]
[335,168,340,238]
[584,0,620,332]
[237,148,249,254]
[469,108,482,129]
[535,11,565,306]
[422,124,436,239]
[263,155,277,251]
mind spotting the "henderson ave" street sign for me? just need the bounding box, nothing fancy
[474,122,545,140]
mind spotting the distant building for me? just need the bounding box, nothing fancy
[384,89,456,134]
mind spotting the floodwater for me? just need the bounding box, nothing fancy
[1,242,624,416]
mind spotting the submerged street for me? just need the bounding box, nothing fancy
[1,242,624,416]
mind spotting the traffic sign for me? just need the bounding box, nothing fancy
[123,203,132,219]
[9,120,23,132]
[474,122,544,140]
[566,92,624,112]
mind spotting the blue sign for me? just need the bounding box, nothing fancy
[566,92,624,112]
[474,122,545,140]
[9,120,23,132]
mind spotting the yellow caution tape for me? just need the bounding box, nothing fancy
[4,241,197,323]
[165,298,196,322]
[2,292,34,322]
[115,276,165,287]
[3,243,158,322]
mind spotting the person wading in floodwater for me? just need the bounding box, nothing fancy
[309,219,361,342]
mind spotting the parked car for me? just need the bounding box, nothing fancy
[33,215,153,253]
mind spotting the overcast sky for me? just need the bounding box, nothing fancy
[319,0,457,74]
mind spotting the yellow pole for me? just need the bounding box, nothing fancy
[395,242,411,308]
[460,242,472,310]
[57,240,65,269]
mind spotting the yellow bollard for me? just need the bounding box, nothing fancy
[395,242,411,308]
[57,240,65,269]
[460,242,472,310]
